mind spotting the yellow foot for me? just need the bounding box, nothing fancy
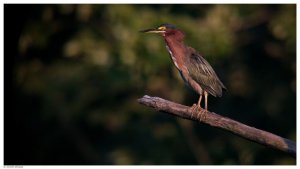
[197,109,208,122]
[189,104,206,121]
[189,104,198,119]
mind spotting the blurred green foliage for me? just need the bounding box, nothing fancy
[5,4,295,165]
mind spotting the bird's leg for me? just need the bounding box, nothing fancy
[199,91,209,121]
[197,94,202,107]
[204,91,208,110]
[196,94,206,121]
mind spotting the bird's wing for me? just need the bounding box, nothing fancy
[186,48,226,97]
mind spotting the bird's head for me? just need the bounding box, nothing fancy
[140,23,184,39]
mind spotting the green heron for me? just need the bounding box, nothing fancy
[141,23,226,115]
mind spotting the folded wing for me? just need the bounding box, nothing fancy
[186,48,226,97]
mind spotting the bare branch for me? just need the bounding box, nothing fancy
[137,95,296,157]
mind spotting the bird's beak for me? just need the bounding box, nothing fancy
[140,28,165,34]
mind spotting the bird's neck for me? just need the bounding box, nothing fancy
[164,36,187,70]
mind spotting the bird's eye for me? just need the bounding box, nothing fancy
[158,26,166,30]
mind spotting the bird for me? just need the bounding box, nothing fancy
[141,23,226,117]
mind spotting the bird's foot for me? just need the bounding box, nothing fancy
[189,104,198,119]
[189,104,207,121]
[197,109,208,122]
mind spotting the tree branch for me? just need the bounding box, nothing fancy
[137,95,296,157]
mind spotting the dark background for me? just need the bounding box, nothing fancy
[5,4,296,165]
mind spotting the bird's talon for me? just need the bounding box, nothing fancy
[190,109,194,119]
[197,107,203,121]
[189,105,209,122]
[197,109,208,122]
[196,109,202,121]
[190,104,201,120]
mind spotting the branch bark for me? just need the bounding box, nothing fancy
[137,95,296,157]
